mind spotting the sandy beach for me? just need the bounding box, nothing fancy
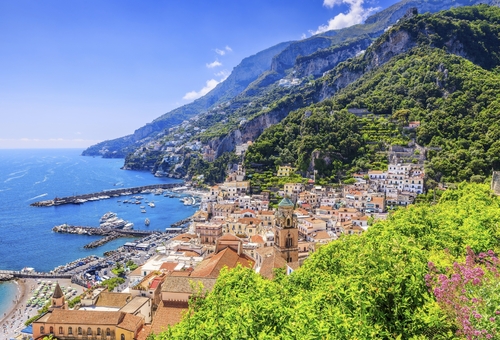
[0,278,35,338]
[0,278,84,339]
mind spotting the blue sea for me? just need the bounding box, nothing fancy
[0,148,195,315]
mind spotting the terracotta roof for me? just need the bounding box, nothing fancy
[170,271,192,277]
[237,217,261,225]
[250,235,265,244]
[95,292,132,308]
[191,247,255,278]
[183,250,202,257]
[255,247,287,280]
[137,325,152,340]
[118,312,144,332]
[43,309,124,325]
[149,277,164,290]
[171,233,196,242]
[150,303,187,335]
[52,283,64,299]
[240,209,256,214]
[162,276,217,294]
[160,262,179,272]
[312,231,332,240]
[218,233,241,242]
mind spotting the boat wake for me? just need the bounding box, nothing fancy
[34,175,49,185]
[4,172,27,183]
[8,169,28,176]
[27,193,48,201]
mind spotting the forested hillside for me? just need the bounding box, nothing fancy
[152,184,500,339]
[246,5,500,184]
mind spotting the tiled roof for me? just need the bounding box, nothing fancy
[160,262,179,272]
[118,312,144,332]
[150,303,187,335]
[218,233,241,242]
[95,292,132,308]
[250,235,265,244]
[161,276,217,294]
[171,233,196,242]
[149,277,164,290]
[191,247,254,278]
[43,309,124,325]
[256,247,287,280]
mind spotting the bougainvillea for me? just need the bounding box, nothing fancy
[426,247,500,339]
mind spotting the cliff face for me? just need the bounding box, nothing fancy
[270,37,333,75]
[212,106,292,157]
[294,38,373,78]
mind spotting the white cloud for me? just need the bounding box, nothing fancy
[225,45,232,52]
[313,0,380,34]
[215,48,226,56]
[183,79,221,100]
[214,70,229,78]
[206,60,222,68]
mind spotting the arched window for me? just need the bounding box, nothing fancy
[97,328,101,335]
[78,327,82,335]
[40,326,45,334]
[68,327,73,335]
[121,334,125,340]
[285,233,293,248]
[59,326,63,334]
[49,326,54,333]
[88,327,92,335]
[107,328,111,336]
[286,218,291,226]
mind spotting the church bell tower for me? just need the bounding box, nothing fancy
[274,197,299,263]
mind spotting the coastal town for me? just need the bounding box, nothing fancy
[0,141,428,340]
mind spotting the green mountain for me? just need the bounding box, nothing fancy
[82,0,496,164]
[246,5,500,184]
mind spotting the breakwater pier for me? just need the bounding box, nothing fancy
[52,224,162,248]
[30,183,184,207]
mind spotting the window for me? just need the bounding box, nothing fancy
[68,327,73,335]
[121,335,125,340]
[50,326,54,333]
[88,327,92,335]
[40,326,45,334]
[78,327,82,335]
[97,328,101,335]
[107,328,111,336]
[59,327,63,334]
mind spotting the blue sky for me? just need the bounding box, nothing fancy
[0,0,399,149]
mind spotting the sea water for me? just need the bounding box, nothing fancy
[0,281,18,319]
[0,149,196,307]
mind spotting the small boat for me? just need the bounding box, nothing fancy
[145,218,150,226]
[148,202,155,208]
[141,209,146,213]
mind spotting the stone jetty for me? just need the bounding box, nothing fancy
[52,224,159,248]
[30,183,184,207]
